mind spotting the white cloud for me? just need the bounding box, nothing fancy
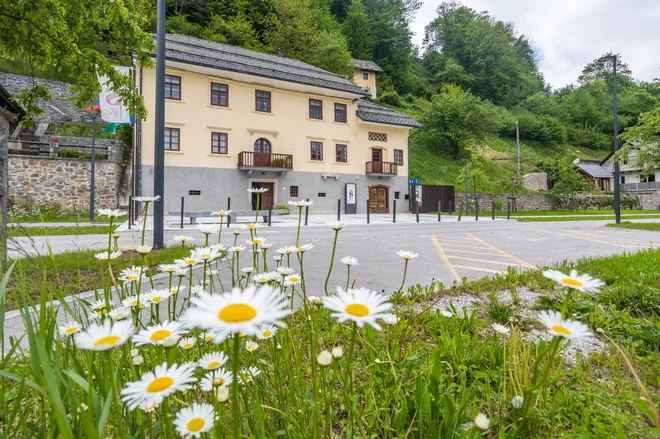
[411,0,660,88]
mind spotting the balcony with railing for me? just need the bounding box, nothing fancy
[366,161,397,177]
[237,151,293,174]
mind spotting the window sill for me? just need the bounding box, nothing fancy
[334,162,350,165]
[166,99,185,104]
[252,111,274,116]
[308,160,325,163]
[165,150,184,154]
[207,105,232,110]
[207,154,232,158]
[332,121,349,126]
[307,118,324,122]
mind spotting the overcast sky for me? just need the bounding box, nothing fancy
[410,0,660,89]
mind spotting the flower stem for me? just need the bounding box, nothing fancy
[231,334,241,439]
[345,322,358,436]
[141,202,149,246]
[346,265,351,291]
[324,230,339,296]
[397,259,409,294]
[296,207,302,246]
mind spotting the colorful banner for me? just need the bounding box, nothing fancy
[98,66,131,124]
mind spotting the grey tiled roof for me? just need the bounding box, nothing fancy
[576,161,613,178]
[160,34,369,96]
[356,100,422,128]
[351,59,383,73]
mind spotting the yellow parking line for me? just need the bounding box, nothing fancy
[447,255,524,266]
[452,265,505,274]
[537,229,651,249]
[466,234,537,269]
[434,237,478,244]
[442,248,504,257]
[431,235,460,281]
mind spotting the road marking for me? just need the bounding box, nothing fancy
[536,229,652,249]
[447,255,524,266]
[434,237,477,244]
[452,264,505,274]
[466,234,537,269]
[442,248,505,257]
[507,237,547,242]
[431,235,460,281]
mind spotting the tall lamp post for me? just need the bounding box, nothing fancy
[153,0,166,247]
[598,54,621,223]
[464,159,469,215]
[89,112,97,221]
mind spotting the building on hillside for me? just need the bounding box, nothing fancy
[137,35,422,214]
[573,158,612,191]
[351,59,383,98]
[601,143,660,190]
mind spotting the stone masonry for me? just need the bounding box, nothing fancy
[454,193,553,212]
[8,156,123,209]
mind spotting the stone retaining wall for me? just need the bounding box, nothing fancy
[454,193,553,212]
[8,155,123,209]
[454,192,643,212]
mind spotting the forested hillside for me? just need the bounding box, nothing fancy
[3,0,659,191]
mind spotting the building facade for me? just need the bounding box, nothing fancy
[138,35,421,214]
[601,148,659,190]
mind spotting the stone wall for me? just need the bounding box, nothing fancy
[454,192,644,212]
[623,190,660,211]
[454,193,553,212]
[523,172,548,191]
[8,155,123,209]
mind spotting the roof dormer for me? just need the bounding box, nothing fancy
[351,59,383,99]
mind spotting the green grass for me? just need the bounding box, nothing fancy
[7,225,118,237]
[516,214,660,222]
[504,209,658,217]
[8,212,103,223]
[606,221,660,231]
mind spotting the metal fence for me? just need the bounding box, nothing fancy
[621,182,660,191]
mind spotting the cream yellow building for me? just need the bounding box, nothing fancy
[138,34,421,214]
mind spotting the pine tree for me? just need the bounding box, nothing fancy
[342,0,373,60]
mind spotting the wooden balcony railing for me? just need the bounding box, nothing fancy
[238,151,293,170]
[366,161,397,175]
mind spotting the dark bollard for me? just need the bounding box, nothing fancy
[180,196,184,229]
[128,195,132,230]
[227,197,231,227]
[415,203,419,223]
[268,197,273,226]
[458,206,462,221]
[449,200,453,215]
[304,204,309,226]
[492,200,495,220]
[337,199,341,221]
[438,200,442,222]
[366,199,370,224]
[475,200,479,221]
[507,201,511,219]
[393,200,397,223]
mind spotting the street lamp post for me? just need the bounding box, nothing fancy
[464,160,469,215]
[89,112,96,221]
[153,0,166,247]
[598,54,621,223]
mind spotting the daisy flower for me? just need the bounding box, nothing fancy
[198,352,229,370]
[308,296,323,305]
[89,300,112,315]
[174,235,194,243]
[143,289,171,305]
[317,351,332,366]
[200,332,219,343]
[284,274,301,286]
[259,242,273,251]
[200,370,233,390]
[256,325,277,339]
[273,256,282,262]
[276,246,297,255]
[75,320,133,351]
[323,287,392,331]
[94,250,122,260]
[191,285,207,295]
[245,341,259,352]
[340,256,359,266]
[382,313,399,324]
[176,256,199,267]
[158,264,178,273]
[326,221,347,230]
[244,223,258,230]
[198,224,220,235]
[276,267,294,275]
[538,310,592,339]
[287,200,313,207]
[247,187,269,193]
[109,308,130,320]
[58,321,82,337]
[492,323,510,335]
[211,210,232,216]
[542,269,605,293]
[174,403,215,438]
[98,209,127,218]
[182,285,292,337]
[133,195,161,202]
[191,246,220,261]
[296,244,314,253]
[238,366,261,384]
[248,237,266,246]
[440,310,453,318]
[179,337,196,350]
[396,250,418,260]
[133,355,144,365]
[120,362,197,410]
[170,286,186,295]
[135,245,152,255]
[231,245,246,253]
[253,272,270,283]
[207,269,219,277]
[133,321,186,346]
[233,229,241,236]
[242,267,255,274]
[122,295,146,308]
[139,400,159,412]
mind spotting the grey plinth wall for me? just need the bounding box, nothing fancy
[141,165,410,214]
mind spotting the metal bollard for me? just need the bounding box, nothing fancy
[438,200,442,222]
[449,200,453,215]
[507,201,511,219]
[268,197,273,226]
[475,200,479,221]
[227,197,231,227]
[128,195,132,230]
[337,199,341,221]
[366,199,370,224]
[304,204,309,226]
[393,199,397,223]
[180,196,184,229]
[492,200,495,220]
[458,206,462,221]
[415,203,419,223]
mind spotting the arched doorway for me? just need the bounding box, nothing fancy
[368,184,389,213]
[253,138,272,167]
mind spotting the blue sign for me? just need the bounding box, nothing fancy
[410,178,419,185]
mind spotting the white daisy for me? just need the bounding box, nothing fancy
[238,366,261,384]
[133,355,144,365]
[248,237,266,246]
[284,274,301,286]
[211,210,232,216]
[492,323,510,335]
[200,370,233,391]
[207,269,219,277]
[259,242,273,250]
[326,221,347,230]
[253,273,270,284]
[122,295,146,308]
[135,245,153,255]
[58,321,82,337]
[231,245,246,253]
[179,337,196,350]
[133,195,161,202]
[537,310,592,339]
[245,341,259,352]
[174,235,194,243]
[340,256,359,266]
[382,313,399,324]
[308,296,323,305]
[200,332,220,343]
[542,269,605,293]
[133,321,186,346]
[287,200,313,207]
[233,229,241,236]
[276,267,294,275]
[139,400,159,412]
[198,352,229,370]
[191,285,207,295]
[256,325,277,339]
[198,224,220,235]
[143,289,171,305]
[296,244,314,253]
[75,320,133,351]
[169,286,186,295]
[109,307,130,320]
[175,256,199,267]
[120,362,197,410]
[174,403,215,438]
[191,246,220,261]
[211,243,227,252]
[276,246,297,255]
[98,209,127,218]
[242,267,255,274]
[243,223,258,230]
[94,250,122,260]
[158,264,178,273]
[396,250,418,260]
[323,287,392,331]
[273,256,282,262]
[89,300,113,315]
[247,187,269,193]
[182,285,292,337]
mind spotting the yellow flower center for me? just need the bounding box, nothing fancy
[218,303,257,323]
[552,325,572,335]
[247,225,255,229]
[253,240,261,244]
[64,327,78,335]
[145,402,157,411]
[201,253,211,259]
[218,377,226,385]
[154,296,164,303]
[187,418,205,432]
[126,275,138,281]
[205,335,214,341]
[298,248,304,252]
[94,335,120,348]
[289,277,299,282]
[403,255,411,259]
[238,332,244,337]
[147,377,174,393]
[263,330,273,337]
[207,361,221,369]
[150,329,171,341]
[183,343,193,349]
[185,259,196,265]
[561,278,583,287]
[345,304,369,317]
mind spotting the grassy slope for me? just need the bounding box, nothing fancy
[607,221,660,231]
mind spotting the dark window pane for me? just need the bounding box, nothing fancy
[165,75,181,100]
[290,186,299,197]
[164,128,180,151]
[336,144,347,162]
[309,99,323,119]
[394,149,403,165]
[212,132,228,154]
[363,72,368,80]
[334,103,347,123]
[311,142,323,160]
[256,90,271,112]
[211,83,229,107]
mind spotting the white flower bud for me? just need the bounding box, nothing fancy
[215,385,229,402]
[511,395,524,409]
[132,355,144,365]
[317,350,332,367]
[276,344,282,350]
[331,346,343,358]
[474,413,490,431]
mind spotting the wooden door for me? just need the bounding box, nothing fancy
[251,183,274,210]
[368,185,389,213]
[254,138,272,167]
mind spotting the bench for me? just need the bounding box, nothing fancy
[168,210,288,225]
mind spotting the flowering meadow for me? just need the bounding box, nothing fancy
[1,191,659,438]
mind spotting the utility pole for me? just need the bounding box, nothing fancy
[464,160,469,215]
[89,113,96,221]
[515,120,520,184]
[598,54,621,223]
[153,0,166,247]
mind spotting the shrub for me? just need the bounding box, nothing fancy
[378,91,402,107]
[270,158,289,168]
[275,204,291,215]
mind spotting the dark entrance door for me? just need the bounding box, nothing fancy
[368,184,389,213]
[417,185,455,213]
[251,182,274,210]
[253,138,272,168]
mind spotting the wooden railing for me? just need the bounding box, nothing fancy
[238,151,293,169]
[366,161,397,175]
